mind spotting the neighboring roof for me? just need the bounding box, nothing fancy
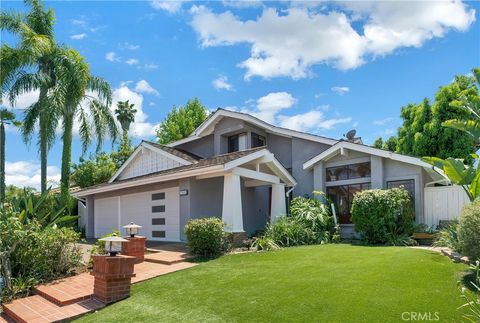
[168,108,339,147]
[302,140,447,181]
[74,147,295,197]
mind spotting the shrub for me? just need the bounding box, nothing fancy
[251,236,280,251]
[351,188,415,244]
[290,194,333,233]
[265,217,316,247]
[458,199,480,260]
[0,208,82,302]
[433,222,460,250]
[184,217,229,258]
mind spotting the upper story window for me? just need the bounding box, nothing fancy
[326,162,371,182]
[228,135,239,153]
[251,132,266,148]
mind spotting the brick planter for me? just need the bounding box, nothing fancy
[91,255,136,304]
[122,236,146,263]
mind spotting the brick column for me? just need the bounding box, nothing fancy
[122,236,146,263]
[91,255,136,304]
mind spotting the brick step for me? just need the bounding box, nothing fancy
[0,313,15,323]
[2,295,103,323]
[144,252,192,265]
[33,272,94,306]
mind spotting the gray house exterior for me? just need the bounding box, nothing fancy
[75,109,447,241]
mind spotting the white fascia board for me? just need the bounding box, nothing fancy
[168,109,338,147]
[224,149,271,170]
[142,142,193,165]
[74,165,225,198]
[232,167,280,184]
[108,145,143,183]
[303,141,439,171]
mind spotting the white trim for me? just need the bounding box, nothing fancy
[224,149,270,170]
[232,167,280,184]
[74,165,224,197]
[324,156,371,168]
[303,141,440,171]
[117,196,121,233]
[109,142,193,183]
[168,109,338,147]
[325,177,372,187]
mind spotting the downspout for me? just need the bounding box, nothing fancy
[285,185,296,216]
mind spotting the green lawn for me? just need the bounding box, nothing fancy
[78,245,469,323]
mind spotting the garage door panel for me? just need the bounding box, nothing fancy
[121,193,150,236]
[94,197,119,238]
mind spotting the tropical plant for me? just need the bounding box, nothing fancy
[433,222,460,250]
[457,199,480,261]
[351,188,415,245]
[9,188,78,227]
[1,0,59,194]
[115,100,136,133]
[0,109,21,203]
[251,236,280,251]
[156,98,208,144]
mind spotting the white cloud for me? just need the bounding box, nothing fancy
[72,18,87,27]
[241,92,296,123]
[5,161,60,190]
[373,117,394,126]
[212,75,233,91]
[134,80,160,96]
[141,63,160,70]
[120,42,140,50]
[70,33,86,40]
[331,86,350,95]
[150,0,186,13]
[317,117,352,130]
[105,51,121,62]
[125,58,140,65]
[3,90,39,109]
[111,85,159,138]
[222,1,263,8]
[190,2,475,79]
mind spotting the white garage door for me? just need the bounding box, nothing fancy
[94,187,180,241]
[94,196,119,238]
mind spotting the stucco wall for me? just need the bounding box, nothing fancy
[176,134,214,158]
[266,134,292,169]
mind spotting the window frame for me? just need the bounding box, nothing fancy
[326,162,371,182]
[251,132,266,148]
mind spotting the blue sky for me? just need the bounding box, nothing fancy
[1,0,479,189]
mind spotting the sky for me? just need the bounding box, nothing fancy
[1,0,479,190]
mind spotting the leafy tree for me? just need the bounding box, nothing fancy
[397,75,478,159]
[383,136,398,152]
[71,153,117,188]
[5,185,35,202]
[156,98,208,144]
[111,133,134,168]
[115,100,136,133]
[1,0,59,193]
[0,109,20,203]
[373,137,383,149]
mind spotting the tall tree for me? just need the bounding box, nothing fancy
[54,48,117,198]
[1,0,59,193]
[383,136,398,152]
[396,75,478,159]
[115,100,136,133]
[373,137,384,149]
[156,98,208,144]
[0,109,21,203]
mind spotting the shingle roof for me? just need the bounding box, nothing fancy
[75,147,266,193]
[142,140,202,163]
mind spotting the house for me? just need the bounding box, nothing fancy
[74,108,451,241]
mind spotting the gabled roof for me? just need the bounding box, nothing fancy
[168,108,338,147]
[73,147,296,197]
[108,141,200,183]
[302,141,447,181]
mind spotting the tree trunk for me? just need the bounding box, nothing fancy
[60,114,74,200]
[39,112,48,194]
[0,121,5,204]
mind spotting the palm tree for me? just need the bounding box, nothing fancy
[115,100,137,133]
[0,109,21,203]
[53,48,118,198]
[1,0,59,193]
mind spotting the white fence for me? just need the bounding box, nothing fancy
[424,185,470,227]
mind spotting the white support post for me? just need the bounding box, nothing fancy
[271,183,286,223]
[222,173,244,232]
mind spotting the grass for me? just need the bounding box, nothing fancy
[78,244,469,322]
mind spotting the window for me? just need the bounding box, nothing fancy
[387,179,415,202]
[152,231,166,238]
[152,205,165,213]
[326,183,371,224]
[152,192,165,200]
[228,135,239,153]
[326,162,371,182]
[152,218,166,225]
[251,132,266,148]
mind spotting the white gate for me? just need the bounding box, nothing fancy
[424,186,470,227]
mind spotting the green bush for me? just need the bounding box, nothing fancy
[0,207,82,302]
[290,195,333,233]
[351,188,415,244]
[433,222,460,250]
[458,200,480,260]
[184,217,229,258]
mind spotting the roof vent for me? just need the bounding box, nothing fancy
[343,129,362,144]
